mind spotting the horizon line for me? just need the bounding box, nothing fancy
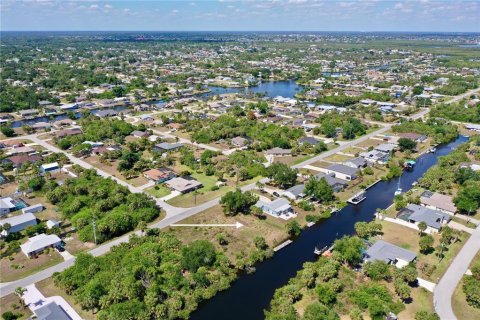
[1,30,480,33]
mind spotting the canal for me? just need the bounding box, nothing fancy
[191,135,468,320]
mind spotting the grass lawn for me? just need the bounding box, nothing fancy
[355,139,382,149]
[378,220,470,282]
[36,278,96,320]
[341,146,364,156]
[452,252,480,320]
[398,287,435,318]
[170,203,315,264]
[167,185,233,207]
[324,153,353,162]
[0,293,29,320]
[0,250,64,282]
[145,184,171,198]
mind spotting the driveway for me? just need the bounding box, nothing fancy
[23,284,82,320]
[434,225,480,319]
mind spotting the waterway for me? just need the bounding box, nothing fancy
[191,135,468,320]
[203,79,302,99]
[9,80,301,128]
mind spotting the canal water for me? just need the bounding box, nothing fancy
[191,135,468,320]
[203,80,302,99]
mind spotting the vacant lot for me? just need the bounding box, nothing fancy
[452,252,480,320]
[0,293,29,320]
[355,139,382,149]
[145,184,171,198]
[0,250,63,282]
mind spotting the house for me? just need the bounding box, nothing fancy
[302,123,318,132]
[399,204,452,233]
[0,213,37,236]
[326,164,358,181]
[465,123,480,132]
[143,168,177,184]
[19,109,40,118]
[298,137,321,146]
[420,191,457,215]
[94,109,118,118]
[364,240,417,268]
[360,150,389,165]
[55,128,82,139]
[264,147,292,156]
[40,162,60,175]
[398,132,427,143]
[46,219,61,229]
[20,233,62,258]
[314,173,349,192]
[131,130,150,138]
[22,203,44,214]
[32,122,51,131]
[153,142,184,153]
[3,155,42,168]
[374,143,397,153]
[32,301,72,320]
[231,136,249,147]
[59,103,79,111]
[284,184,306,200]
[343,157,367,169]
[6,146,36,156]
[255,197,294,218]
[0,197,20,216]
[165,177,203,193]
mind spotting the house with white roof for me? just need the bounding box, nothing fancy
[40,162,60,175]
[255,198,295,219]
[21,233,62,258]
[0,213,37,236]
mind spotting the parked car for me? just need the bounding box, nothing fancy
[273,191,280,197]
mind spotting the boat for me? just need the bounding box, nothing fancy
[404,160,416,170]
[347,191,366,205]
[314,245,328,255]
[429,147,437,153]
[394,177,402,195]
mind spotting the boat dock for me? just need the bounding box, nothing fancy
[347,191,367,205]
[273,240,293,252]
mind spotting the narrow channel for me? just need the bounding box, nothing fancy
[191,135,468,320]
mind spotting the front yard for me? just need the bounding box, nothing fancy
[0,250,64,283]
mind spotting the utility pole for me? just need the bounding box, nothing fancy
[194,189,197,205]
[92,220,97,245]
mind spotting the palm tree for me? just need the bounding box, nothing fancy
[15,287,27,307]
[418,221,428,235]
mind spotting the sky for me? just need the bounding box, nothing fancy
[1,0,479,32]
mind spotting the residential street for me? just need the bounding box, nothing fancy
[0,107,430,298]
[434,225,480,320]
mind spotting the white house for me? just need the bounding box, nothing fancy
[21,234,62,258]
[39,162,60,175]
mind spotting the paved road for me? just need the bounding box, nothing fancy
[444,87,480,104]
[433,225,480,320]
[0,107,429,297]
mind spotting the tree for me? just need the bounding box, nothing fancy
[332,236,365,266]
[394,279,411,301]
[398,138,417,151]
[254,236,268,250]
[415,311,440,320]
[0,126,15,137]
[285,220,301,237]
[418,221,428,235]
[354,221,382,239]
[316,283,337,306]
[266,163,298,188]
[219,189,258,216]
[395,264,418,283]
[419,235,434,254]
[304,177,334,203]
[181,240,217,272]
[303,302,340,320]
[463,276,480,308]
[363,260,391,281]
[412,86,424,95]
[14,287,26,307]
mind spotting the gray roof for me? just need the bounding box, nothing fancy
[298,137,320,145]
[404,203,452,229]
[364,240,417,264]
[285,184,305,197]
[0,213,37,230]
[327,163,358,176]
[345,157,367,167]
[20,233,62,254]
[33,302,71,320]
[255,197,291,212]
[374,143,397,153]
[314,173,348,188]
[265,147,292,155]
[155,142,184,151]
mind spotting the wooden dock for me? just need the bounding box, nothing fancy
[273,240,293,252]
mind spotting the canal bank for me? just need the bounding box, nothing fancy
[191,135,468,320]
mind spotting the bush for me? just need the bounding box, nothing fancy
[210,185,220,191]
[463,276,480,308]
[2,311,19,320]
